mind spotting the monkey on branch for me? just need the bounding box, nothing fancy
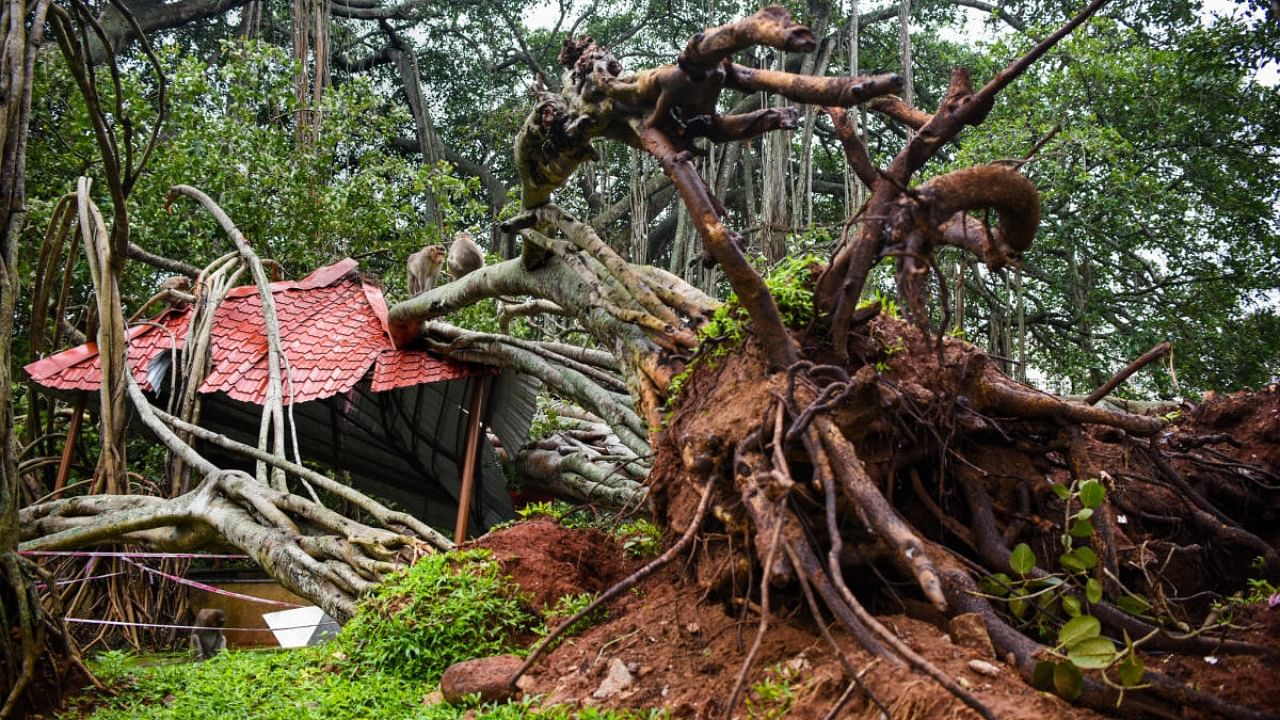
[406,234,485,298]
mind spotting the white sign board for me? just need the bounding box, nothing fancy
[262,606,340,648]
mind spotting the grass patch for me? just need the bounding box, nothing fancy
[66,649,668,719]
[63,549,545,719]
[338,549,535,679]
[65,647,425,719]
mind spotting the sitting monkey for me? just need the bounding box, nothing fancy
[190,607,227,660]
[447,233,485,280]
[407,244,446,296]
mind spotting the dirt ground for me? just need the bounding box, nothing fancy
[473,386,1280,719]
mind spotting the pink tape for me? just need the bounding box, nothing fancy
[121,557,302,608]
[35,571,125,590]
[21,550,249,559]
[65,617,336,634]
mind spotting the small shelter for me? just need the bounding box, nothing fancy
[25,258,535,538]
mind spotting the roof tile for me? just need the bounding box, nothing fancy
[25,259,485,404]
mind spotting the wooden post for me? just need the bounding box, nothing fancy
[454,375,489,543]
[53,392,87,498]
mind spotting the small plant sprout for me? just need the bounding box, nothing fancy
[988,477,1153,701]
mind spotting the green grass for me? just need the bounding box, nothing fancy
[65,646,426,719]
[337,549,535,680]
[66,649,666,719]
[62,549,665,719]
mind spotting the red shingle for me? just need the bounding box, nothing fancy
[25,259,484,404]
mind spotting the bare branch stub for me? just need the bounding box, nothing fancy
[514,5,903,368]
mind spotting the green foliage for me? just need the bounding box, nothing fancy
[27,41,489,300]
[668,255,823,400]
[67,648,667,720]
[515,499,659,558]
[987,478,1150,701]
[515,500,572,522]
[336,549,534,680]
[947,12,1280,395]
[543,592,607,637]
[856,289,901,320]
[614,518,662,558]
[65,646,426,720]
[85,649,136,687]
[744,664,798,720]
[528,398,568,442]
[63,547,663,719]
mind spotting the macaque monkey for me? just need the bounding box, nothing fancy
[447,233,485,280]
[159,275,193,293]
[190,608,227,660]
[407,244,446,296]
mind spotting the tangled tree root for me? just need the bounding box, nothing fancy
[638,321,1278,719]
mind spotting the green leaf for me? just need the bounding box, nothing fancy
[1032,660,1056,690]
[1058,614,1102,648]
[1010,543,1037,576]
[1116,594,1151,616]
[1068,636,1117,669]
[981,573,1013,597]
[1060,546,1099,573]
[1085,578,1104,604]
[1062,595,1082,617]
[1053,660,1084,702]
[1069,517,1095,538]
[1074,508,1094,521]
[1051,483,1072,500]
[1078,480,1105,509]
[1010,597,1029,620]
[1117,653,1145,687]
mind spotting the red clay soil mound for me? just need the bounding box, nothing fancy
[469,519,632,613]
[474,385,1280,718]
[1184,382,1280,474]
[513,558,1104,719]
[470,520,1091,718]
[477,516,1280,718]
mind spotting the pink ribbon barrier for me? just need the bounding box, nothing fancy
[119,557,303,608]
[65,617,333,633]
[21,550,249,559]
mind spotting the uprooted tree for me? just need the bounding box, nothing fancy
[8,1,1279,718]
[380,4,1277,718]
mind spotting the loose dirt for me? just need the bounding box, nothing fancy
[471,386,1280,719]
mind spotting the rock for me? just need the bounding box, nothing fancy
[968,659,1002,677]
[949,613,995,657]
[784,653,812,674]
[440,655,523,704]
[592,658,635,699]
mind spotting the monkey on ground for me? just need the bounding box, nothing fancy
[447,232,484,280]
[190,608,227,660]
[407,244,446,296]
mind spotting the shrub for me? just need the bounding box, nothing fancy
[336,549,535,680]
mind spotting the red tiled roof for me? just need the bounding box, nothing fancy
[372,349,495,393]
[24,259,488,404]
